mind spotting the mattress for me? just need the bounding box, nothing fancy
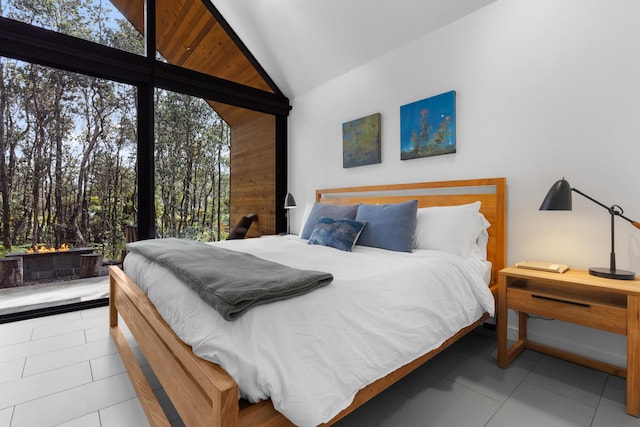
[123,235,494,426]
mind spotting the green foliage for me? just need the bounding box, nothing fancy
[0,0,231,260]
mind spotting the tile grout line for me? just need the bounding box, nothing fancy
[588,374,611,427]
[4,361,93,408]
[2,331,85,366]
[10,370,133,426]
[483,352,543,426]
[19,357,27,381]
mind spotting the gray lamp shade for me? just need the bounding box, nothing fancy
[540,178,572,210]
[284,193,297,209]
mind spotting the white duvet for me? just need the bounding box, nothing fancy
[123,235,494,426]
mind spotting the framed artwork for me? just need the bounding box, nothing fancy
[400,90,456,160]
[342,113,381,168]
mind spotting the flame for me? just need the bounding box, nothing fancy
[27,243,71,254]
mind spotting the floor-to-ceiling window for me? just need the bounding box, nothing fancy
[0,60,237,318]
[0,59,138,259]
[0,0,290,322]
[1,0,144,55]
[0,1,142,318]
[154,89,231,241]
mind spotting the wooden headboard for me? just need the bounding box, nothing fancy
[316,177,506,287]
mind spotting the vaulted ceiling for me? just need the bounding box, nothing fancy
[212,0,497,97]
[110,0,497,101]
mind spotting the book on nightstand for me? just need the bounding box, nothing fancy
[514,260,569,274]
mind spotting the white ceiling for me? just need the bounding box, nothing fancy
[212,0,497,97]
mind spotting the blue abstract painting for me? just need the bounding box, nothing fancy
[400,91,456,160]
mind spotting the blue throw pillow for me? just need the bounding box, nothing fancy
[308,217,367,252]
[300,203,359,239]
[355,200,418,252]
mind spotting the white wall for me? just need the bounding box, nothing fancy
[288,0,640,366]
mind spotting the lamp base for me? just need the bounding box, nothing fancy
[589,267,635,280]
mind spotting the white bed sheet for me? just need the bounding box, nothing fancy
[123,235,494,426]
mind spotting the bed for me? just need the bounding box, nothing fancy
[109,177,506,427]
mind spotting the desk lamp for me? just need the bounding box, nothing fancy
[284,193,297,235]
[540,178,640,280]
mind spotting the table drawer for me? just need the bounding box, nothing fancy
[508,287,627,335]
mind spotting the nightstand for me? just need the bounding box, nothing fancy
[497,266,640,417]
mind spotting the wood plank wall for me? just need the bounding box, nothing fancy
[229,111,276,237]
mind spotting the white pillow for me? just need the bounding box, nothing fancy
[470,215,491,259]
[413,201,490,257]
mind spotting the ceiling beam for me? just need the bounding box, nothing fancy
[200,0,285,97]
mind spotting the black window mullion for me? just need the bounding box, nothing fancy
[137,83,155,240]
[0,16,149,85]
[0,16,290,114]
[136,0,156,240]
[275,115,288,234]
[153,62,290,116]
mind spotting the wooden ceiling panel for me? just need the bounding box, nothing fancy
[158,3,204,59]
[209,101,244,126]
[110,0,144,31]
[174,20,217,64]
[109,0,275,96]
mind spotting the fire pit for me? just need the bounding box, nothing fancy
[6,247,96,281]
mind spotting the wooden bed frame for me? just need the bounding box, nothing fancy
[109,177,506,427]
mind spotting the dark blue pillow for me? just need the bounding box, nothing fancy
[308,218,367,252]
[355,200,418,252]
[300,203,359,239]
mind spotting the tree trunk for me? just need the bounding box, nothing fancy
[216,143,222,240]
[30,122,46,247]
[0,58,11,250]
[70,86,106,247]
[54,83,64,246]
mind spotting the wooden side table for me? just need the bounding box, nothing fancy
[497,266,640,417]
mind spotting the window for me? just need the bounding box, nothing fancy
[0,0,289,321]
[1,0,144,55]
[155,90,230,241]
[0,58,137,257]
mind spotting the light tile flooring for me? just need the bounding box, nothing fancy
[1,308,639,427]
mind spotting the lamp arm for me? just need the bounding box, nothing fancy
[572,187,640,229]
[620,213,640,229]
[571,187,611,211]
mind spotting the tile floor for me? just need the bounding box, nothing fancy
[1,308,639,427]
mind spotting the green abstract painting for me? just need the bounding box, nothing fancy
[342,113,381,168]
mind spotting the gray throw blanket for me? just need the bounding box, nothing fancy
[126,238,333,320]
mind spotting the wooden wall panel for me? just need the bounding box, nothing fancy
[230,112,276,237]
